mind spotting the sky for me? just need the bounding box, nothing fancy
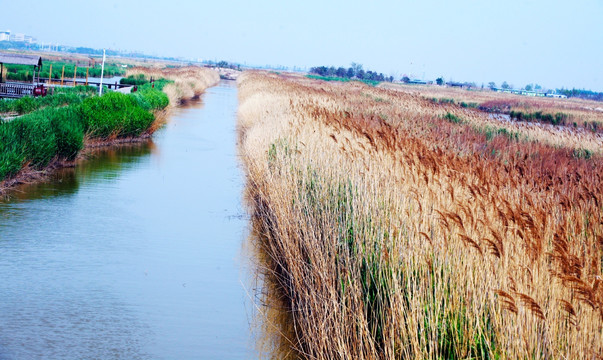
[2,0,602,91]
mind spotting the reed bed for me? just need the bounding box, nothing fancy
[380,82,603,133]
[125,66,219,106]
[238,72,603,359]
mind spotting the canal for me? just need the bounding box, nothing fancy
[0,81,254,359]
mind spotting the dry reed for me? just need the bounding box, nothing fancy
[238,71,603,359]
[126,66,219,106]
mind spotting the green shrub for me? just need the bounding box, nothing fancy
[130,88,169,110]
[11,114,57,167]
[14,96,37,115]
[573,148,592,160]
[80,92,155,137]
[443,112,464,124]
[120,74,148,86]
[49,107,84,160]
[510,110,569,126]
[0,99,14,113]
[0,124,25,178]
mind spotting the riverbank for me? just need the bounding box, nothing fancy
[0,66,219,194]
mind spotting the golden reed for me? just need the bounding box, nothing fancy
[238,72,602,359]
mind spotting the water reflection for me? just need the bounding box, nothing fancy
[1,141,155,203]
[245,206,301,359]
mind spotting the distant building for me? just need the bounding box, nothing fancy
[0,31,36,44]
[521,91,545,97]
[446,81,474,89]
[546,93,567,98]
[10,33,25,42]
[0,31,10,41]
[408,79,427,85]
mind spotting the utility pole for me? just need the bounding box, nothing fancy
[99,49,106,96]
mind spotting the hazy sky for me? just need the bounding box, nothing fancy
[3,0,602,90]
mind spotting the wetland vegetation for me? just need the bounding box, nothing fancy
[0,63,219,189]
[238,72,603,359]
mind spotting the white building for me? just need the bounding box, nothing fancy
[10,33,25,42]
[0,30,10,41]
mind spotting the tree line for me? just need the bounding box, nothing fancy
[556,88,603,101]
[309,63,394,82]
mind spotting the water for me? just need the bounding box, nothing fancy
[0,81,254,359]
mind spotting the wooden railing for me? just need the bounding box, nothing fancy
[38,78,131,90]
[0,82,35,98]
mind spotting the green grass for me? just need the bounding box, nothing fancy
[80,92,156,138]
[443,112,465,124]
[0,82,170,182]
[479,125,523,142]
[306,74,380,87]
[509,110,569,126]
[120,74,149,86]
[573,148,593,160]
[0,86,96,115]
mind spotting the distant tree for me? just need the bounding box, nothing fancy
[336,67,347,77]
[356,69,365,79]
[402,76,410,83]
[534,84,542,91]
[310,66,328,76]
[327,66,336,76]
[525,84,533,91]
[388,76,394,82]
[488,81,496,89]
[436,77,444,86]
[351,62,363,74]
[346,67,355,78]
[501,81,510,89]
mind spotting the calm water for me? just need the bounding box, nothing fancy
[0,81,255,359]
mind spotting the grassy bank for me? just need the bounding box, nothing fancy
[0,66,219,188]
[238,72,602,359]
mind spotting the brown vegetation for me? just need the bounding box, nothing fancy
[380,82,603,135]
[238,72,603,359]
[125,66,220,105]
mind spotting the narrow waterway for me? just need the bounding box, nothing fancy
[0,81,254,359]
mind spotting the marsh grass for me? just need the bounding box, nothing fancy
[0,86,96,115]
[238,71,603,359]
[381,82,603,134]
